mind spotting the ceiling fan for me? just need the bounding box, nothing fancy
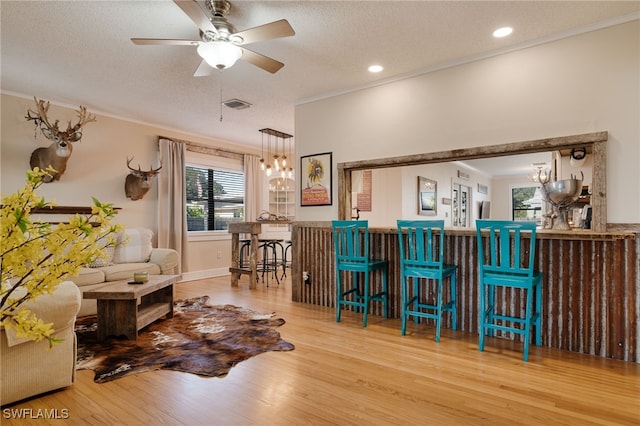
[131,0,295,74]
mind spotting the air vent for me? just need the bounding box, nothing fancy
[222,99,252,110]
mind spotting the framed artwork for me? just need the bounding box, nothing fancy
[301,152,332,206]
[418,176,437,216]
[354,169,372,212]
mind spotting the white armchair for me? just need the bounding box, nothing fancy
[1,281,81,406]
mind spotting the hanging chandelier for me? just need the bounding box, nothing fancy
[259,128,294,178]
[528,162,550,183]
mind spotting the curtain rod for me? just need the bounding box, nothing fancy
[159,136,247,160]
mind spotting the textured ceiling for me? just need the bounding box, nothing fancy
[2,0,639,164]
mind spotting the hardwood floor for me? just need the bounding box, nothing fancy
[3,275,639,425]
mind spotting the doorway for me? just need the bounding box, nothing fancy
[452,183,471,227]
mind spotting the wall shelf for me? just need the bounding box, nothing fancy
[269,177,295,221]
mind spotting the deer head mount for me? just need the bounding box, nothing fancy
[125,157,163,200]
[26,97,96,182]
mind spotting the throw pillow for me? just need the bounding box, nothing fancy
[113,228,154,264]
[87,245,116,268]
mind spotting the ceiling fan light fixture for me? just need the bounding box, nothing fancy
[197,41,243,70]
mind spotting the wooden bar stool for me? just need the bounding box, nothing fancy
[239,239,251,268]
[280,240,292,280]
[257,239,283,287]
[332,220,388,327]
[397,220,457,342]
[475,220,543,361]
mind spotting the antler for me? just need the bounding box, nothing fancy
[68,105,97,135]
[126,156,141,172]
[127,157,162,174]
[26,97,59,139]
[25,97,96,142]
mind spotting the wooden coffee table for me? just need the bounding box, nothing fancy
[83,274,180,341]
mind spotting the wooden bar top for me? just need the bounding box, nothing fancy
[292,221,637,241]
[229,220,291,228]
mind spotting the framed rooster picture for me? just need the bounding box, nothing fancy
[301,152,332,206]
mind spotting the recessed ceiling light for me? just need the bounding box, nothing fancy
[368,64,383,73]
[493,27,513,38]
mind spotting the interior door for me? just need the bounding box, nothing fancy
[452,183,471,227]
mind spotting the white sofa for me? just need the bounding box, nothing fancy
[1,281,81,406]
[68,228,179,317]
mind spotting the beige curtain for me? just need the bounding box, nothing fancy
[243,154,263,222]
[158,138,188,273]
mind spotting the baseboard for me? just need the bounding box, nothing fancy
[179,268,230,283]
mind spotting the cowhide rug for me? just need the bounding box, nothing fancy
[75,296,295,383]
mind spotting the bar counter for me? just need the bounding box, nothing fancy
[290,221,639,362]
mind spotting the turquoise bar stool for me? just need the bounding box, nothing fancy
[397,220,457,342]
[332,220,389,327]
[475,220,543,361]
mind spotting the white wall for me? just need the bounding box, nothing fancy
[1,93,259,276]
[354,168,400,226]
[354,162,491,227]
[491,175,534,220]
[295,20,640,224]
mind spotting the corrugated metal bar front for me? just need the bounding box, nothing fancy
[292,224,638,362]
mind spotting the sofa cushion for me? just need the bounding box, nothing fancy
[101,262,161,282]
[113,228,153,264]
[71,267,106,288]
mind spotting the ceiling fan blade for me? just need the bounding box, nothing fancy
[234,19,295,45]
[131,38,199,46]
[193,59,215,77]
[173,0,218,35]
[240,47,284,74]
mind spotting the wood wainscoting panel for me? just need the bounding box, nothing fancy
[292,223,638,362]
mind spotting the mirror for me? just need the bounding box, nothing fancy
[337,131,607,231]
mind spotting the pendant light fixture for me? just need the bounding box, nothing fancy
[287,136,294,178]
[259,128,294,179]
[273,135,280,173]
[265,132,272,176]
[280,134,288,178]
[260,131,266,170]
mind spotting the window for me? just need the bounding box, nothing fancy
[186,165,244,231]
[511,185,544,224]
